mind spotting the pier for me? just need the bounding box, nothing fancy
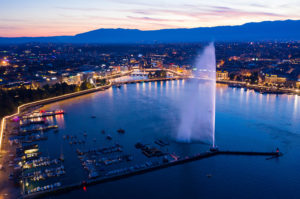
[217,150,281,156]
[22,149,281,199]
[112,76,186,85]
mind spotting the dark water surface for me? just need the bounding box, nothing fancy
[40,80,300,199]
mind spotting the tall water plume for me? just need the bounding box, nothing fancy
[177,43,216,146]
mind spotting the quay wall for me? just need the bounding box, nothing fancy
[22,151,217,199]
[0,82,110,150]
[216,80,300,95]
[18,84,112,113]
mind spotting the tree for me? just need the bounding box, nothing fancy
[249,72,258,84]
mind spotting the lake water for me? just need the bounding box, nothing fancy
[39,79,300,199]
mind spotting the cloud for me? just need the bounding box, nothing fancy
[126,5,290,20]
[55,6,103,11]
[207,6,286,17]
[127,16,185,22]
[250,3,266,8]
[0,26,19,30]
[0,18,28,22]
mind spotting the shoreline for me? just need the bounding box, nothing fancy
[0,82,112,150]
[1,77,299,151]
[0,77,186,198]
[0,76,291,199]
[217,80,300,95]
[1,77,299,150]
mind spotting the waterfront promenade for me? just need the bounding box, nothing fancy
[217,80,300,95]
[0,75,187,199]
[0,75,186,151]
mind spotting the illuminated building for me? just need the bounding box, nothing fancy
[264,74,287,85]
[216,71,229,80]
[62,74,82,85]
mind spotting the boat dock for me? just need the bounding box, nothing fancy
[21,149,281,199]
[21,110,65,120]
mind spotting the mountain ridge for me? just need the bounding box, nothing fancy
[1,19,300,44]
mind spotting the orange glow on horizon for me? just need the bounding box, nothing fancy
[1,0,300,37]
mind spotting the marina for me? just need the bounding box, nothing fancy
[21,110,65,120]
[1,80,299,199]
[4,105,282,199]
[22,149,280,199]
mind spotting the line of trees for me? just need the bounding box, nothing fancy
[0,79,107,119]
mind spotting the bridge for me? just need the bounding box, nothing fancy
[130,68,186,77]
[112,77,186,85]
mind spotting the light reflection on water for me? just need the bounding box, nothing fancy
[55,114,65,129]
[40,80,300,199]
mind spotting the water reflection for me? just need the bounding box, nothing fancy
[149,82,152,91]
[166,81,169,93]
[246,89,249,104]
[293,95,298,117]
[42,81,300,199]
[142,82,146,93]
[123,84,127,93]
[108,87,113,98]
[55,114,65,129]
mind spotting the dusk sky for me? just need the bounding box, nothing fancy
[1,0,300,37]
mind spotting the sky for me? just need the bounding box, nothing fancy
[0,0,300,37]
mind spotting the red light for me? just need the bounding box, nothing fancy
[83,186,87,191]
[55,110,64,114]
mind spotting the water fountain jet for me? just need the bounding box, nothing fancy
[177,43,216,147]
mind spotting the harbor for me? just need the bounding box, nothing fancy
[2,105,282,199]
[0,80,298,199]
[22,149,281,199]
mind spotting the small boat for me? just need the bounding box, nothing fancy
[84,132,87,137]
[91,116,96,118]
[154,139,169,147]
[114,84,121,88]
[106,135,112,140]
[135,142,144,149]
[117,129,125,134]
[88,171,99,179]
[59,153,64,161]
[206,174,212,178]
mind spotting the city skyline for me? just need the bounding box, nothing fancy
[0,1,300,198]
[1,0,300,37]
